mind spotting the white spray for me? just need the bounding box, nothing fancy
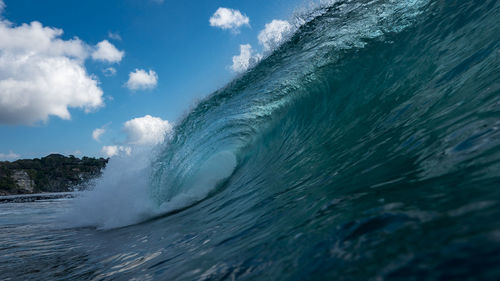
[62,147,237,230]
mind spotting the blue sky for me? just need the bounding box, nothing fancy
[0,0,305,160]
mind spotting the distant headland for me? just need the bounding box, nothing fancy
[0,154,108,196]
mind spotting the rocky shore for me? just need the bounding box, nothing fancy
[0,154,108,196]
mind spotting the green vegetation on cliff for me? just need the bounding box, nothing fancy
[0,154,108,195]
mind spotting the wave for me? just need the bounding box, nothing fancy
[148,0,431,206]
[66,0,500,241]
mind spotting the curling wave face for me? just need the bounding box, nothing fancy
[149,0,432,208]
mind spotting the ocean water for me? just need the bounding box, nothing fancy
[1,0,500,280]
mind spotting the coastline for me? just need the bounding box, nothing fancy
[0,154,107,196]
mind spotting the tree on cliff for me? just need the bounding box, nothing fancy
[0,154,108,195]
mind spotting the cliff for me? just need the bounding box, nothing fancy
[0,154,108,196]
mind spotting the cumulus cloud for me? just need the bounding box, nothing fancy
[99,115,170,158]
[0,21,89,59]
[92,128,106,142]
[125,69,158,90]
[99,115,171,158]
[123,115,172,145]
[101,145,131,158]
[91,40,124,63]
[231,44,262,73]
[209,7,250,32]
[0,151,20,161]
[258,19,294,51]
[0,10,107,125]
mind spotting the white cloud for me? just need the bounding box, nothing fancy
[125,69,158,90]
[258,20,294,51]
[209,7,250,32]
[123,115,172,145]
[0,11,105,125]
[107,31,121,41]
[0,21,89,60]
[0,151,20,161]
[91,40,124,63]
[92,128,106,142]
[103,67,117,76]
[0,53,103,124]
[231,44,262,73]
[99,116,170,157]
[101,145,131,158]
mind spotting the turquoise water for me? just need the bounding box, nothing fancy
[1,0,500,280]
